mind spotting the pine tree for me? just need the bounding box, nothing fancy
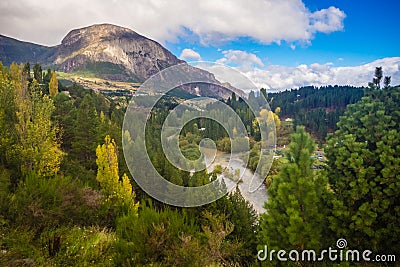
[259,126,331,253]
[383,76,391,89]
[22,62,31,81]
[52,93,76,150]
[71,94,99,170]
[225,189,259,264]
[33,63,42,84]
[373,66,383,88]
[326,85,400,255]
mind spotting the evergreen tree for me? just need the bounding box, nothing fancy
[43,68,52,84]
[373,66,383,89]
[225,189,259,264]
[260,88,267,100]
[383,76,391,89]
[22,62,31,81]
[52,93,76,150]
[33,63,42,84]
[259,126,331,254]
[266,85,364,140]
[71,94,99,170]
[326,85,400,255]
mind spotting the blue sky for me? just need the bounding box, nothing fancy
[1,0,399,89]
[166,0,400,67]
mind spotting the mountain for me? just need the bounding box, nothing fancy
[0,24,244,98]
[52,24,185,82]
[0,35,53,67]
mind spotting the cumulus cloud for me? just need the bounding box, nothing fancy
[180,48,201,61]
[195,57,400,92]
[0,0,345,46]
[237,57,400,91]
[217,50,264,68]
[309,6,346,34]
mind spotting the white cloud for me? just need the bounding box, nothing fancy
[195,57,400,92]
[217,50,264,69]
[241,57,400,91]
[0,0,345,46]
[180,48,201,61]
[309,6,346,34]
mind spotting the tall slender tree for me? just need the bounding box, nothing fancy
[71,94,99,170]
[96,135,138,216]
[8,63,63,178]
[33,63,42,84]
[383,76,391,89]
[373,66,383,89]
[49,71,58,97]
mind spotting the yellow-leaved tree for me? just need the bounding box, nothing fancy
[96,135,138,216]
[10,63,64,178]
[259,108,280,131]
[49,71,58,97]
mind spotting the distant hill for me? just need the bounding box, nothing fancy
[0,24,244,99]
[267,85,365,140]
[0,35,54,67]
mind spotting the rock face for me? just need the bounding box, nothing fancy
[53,24,184,81]
[0,24,245,98]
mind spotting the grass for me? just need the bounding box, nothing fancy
[56,71,140,93]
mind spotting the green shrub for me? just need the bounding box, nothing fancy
[49,226,116,266]
[9,175,102,228]
[114,202,204,266]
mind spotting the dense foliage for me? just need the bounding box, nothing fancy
[0,62,259,266]
[0,62,399,266]
[259,127,333,265]
[326,85,400,257]
[267,85,364,140]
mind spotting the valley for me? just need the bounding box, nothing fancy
[57,71,139,96]
[0,15,399,266]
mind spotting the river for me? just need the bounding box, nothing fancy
[206,151,268,214]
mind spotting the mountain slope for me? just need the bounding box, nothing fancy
[51,24,184,82]
[0,35,53,67]
[0,24,244,98]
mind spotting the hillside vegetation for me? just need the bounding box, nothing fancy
[0,62,399,266]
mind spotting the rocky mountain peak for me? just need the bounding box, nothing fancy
[54,24,183,81]
[0,24,245,98]
[61,24,141,48]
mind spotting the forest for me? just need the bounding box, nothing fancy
[265,85,364,140]
[0,62,399,266]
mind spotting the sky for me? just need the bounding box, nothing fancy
[0,0,399,91]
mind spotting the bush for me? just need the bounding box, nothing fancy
[8,175,102,228]
[114,202,205,266]
[0,226,116,267]
[49,226,116,266]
